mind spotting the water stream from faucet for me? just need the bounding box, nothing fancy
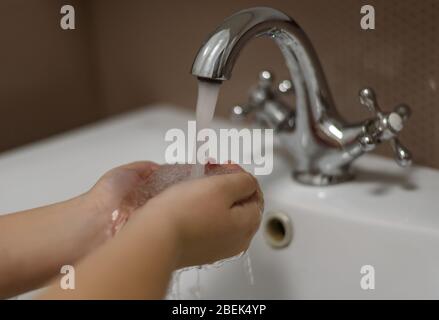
[190,80,221,178]
[168,79,255,299]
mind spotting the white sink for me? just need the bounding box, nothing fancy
[1,106,438,299]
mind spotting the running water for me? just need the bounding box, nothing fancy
[242,251,255,286]
[190,267,202,299]
[168,80,257,299]
[191,80,221,178]
[142,80,255,299]
[168,251,255,299]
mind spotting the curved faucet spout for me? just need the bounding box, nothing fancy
[192,7,293,81]
[191,7,355,143]
[191,7,412,186]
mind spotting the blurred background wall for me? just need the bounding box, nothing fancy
[0,0,438,169]
[0,0,100,151]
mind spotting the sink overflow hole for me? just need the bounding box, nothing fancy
[264,212,292,249]
[267,219,286,242]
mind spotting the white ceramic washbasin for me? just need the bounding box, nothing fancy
[0,106,438,299]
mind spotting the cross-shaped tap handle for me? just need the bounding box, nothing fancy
[359,87,412,167]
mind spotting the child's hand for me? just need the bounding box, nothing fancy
[0,161,158,299]
[37,163,262,299]
[85,161,159,226]
[137,168,263,268]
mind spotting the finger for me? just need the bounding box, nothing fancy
[230,201,262,236]
[207,172,258,205]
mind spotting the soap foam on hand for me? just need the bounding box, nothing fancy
[116,163,264,229]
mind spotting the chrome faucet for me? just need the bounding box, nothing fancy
[191,7,412,186]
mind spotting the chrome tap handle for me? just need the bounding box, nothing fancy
[230,104,250,120]
[278,79,294,94]
[390,138,412,167]
[231,71,272,120]
[258,70,273,87]
[359,87,383,116]
[231,71,295,131]
[359,87,411,133]
[249,70,275,105]
[259,71,294,95]
[394,103,411,122]
[359,87,412,166]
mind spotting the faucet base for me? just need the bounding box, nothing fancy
[293,171,354,186]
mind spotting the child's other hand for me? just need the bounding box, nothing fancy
[85,161,159,227]
[139,169,263,268]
